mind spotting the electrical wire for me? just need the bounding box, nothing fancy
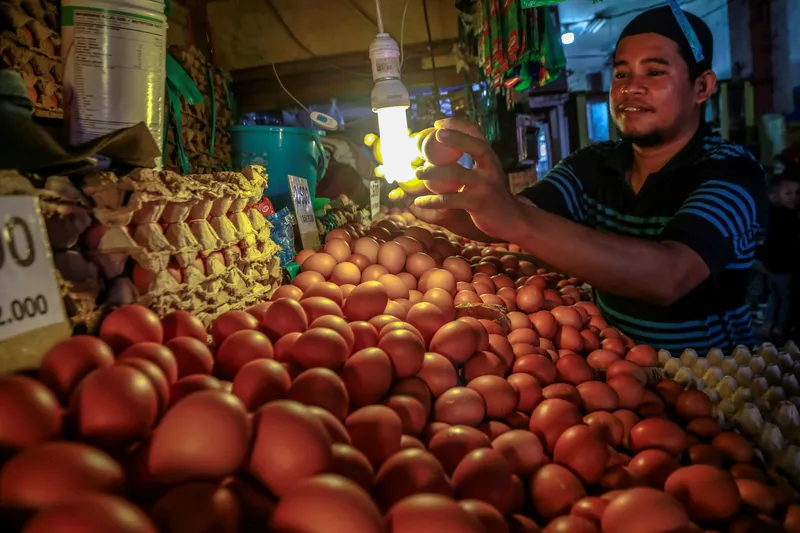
[272,62,310,113]
[264,0,315,57]
[375,0,385,33]
[421,0,440,113]
[400,0,410,68]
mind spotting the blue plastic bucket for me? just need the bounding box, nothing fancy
[229,125,326,208]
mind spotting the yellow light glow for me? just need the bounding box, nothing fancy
[376,106,416,183]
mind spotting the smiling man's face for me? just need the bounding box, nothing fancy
[610,33,703,147]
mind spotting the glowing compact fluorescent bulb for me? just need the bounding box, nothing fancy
[370,27,415,183]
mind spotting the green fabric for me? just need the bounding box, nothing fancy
[206,64,216,155]
[540,7,566,85]
[164,54,203,173]
[286,262,301,280]
[521,0,564,8]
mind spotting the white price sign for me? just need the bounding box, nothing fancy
[0,197,66,343]
[369,180,381,220]
[287,175,320,250]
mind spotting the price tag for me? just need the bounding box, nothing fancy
[369,180,381,220]
[287,175,321,251]
[0,197,69,373]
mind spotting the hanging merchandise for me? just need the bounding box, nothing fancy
[520,0,564,7]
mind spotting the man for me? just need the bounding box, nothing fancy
[396,6,768,352]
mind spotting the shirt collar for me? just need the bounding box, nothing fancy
[604,122,712,174]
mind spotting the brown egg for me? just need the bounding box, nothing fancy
[507,373,543,414]
[166,337,214,378]
[295,249,316,266]
[459,500,509,533]
[292,328,349,370]
[0,441,124,509]
[686,417,722,439]
[302,282,345,308]
[408,289,424,303]
[507,328,539,345]
[551,306,583,329]
[530,464,587,521]
[529,399,583,452]
[404,226,434,249]
[346,405,403,469]
[22,494,157,533]
[443,257,473,283]
[273,332,301,363]
[169,375,222,407]
[380,321,425,343]
[553,424,609,485]
[149,482,240,533]
[344,282,389,321]
[468,375,518,419]
[430,321,477,365]
[299,297,344,323]
[329,443,374,491]
[513,354,557,386]
[404,253,435,279]
[271,284,304,301]
[665,465,741,521]
[542,383,581,407]
[463,350,504,381]
[384,395,427,437]
[38,336,115,401]
[306,407,350,446]
[385,493,484,533]
[215,330,274,380]
[458,317,490,351]
[376,241,407,274]
[390,378,433,419]
[347,322,378,353]
[712,432,754,463]
[302,252,337,279]
[354,237,380,264]
[516,286,544,314]
[376,274,409,300]
[271,474,383,533]
[288,368,349,420]
[428,426,492,475]
[452,448,515,514]
[629,419,688,455]
[378,329,425,378]
[675,390,713,420]
[407,302,447,346]
[260,298,308,342]
[417,352,459,397]
[232,359,291,411]
[529,310,557,339]
[456,290,483,304]
[0,376,62,450]
[249,400,331,496]
[348,253,372,271]
[606,360,647,385]
[420,268,458,296]
[554,326,584,353]
[394,236,424,255]
[422,289,456,322]
[577,381,619,413]
[625,345,659,367]
[400,435,426,450]
[607,376,645,411]
[71,366,157,447]
[374,448,452,511]
[210,311,259,346]
[362,264,389,282]
[434,387,485,427]
[149,391,250,484]
[323,240,351,263]
[492,429,544,476]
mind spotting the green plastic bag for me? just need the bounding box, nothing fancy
[539,7,566,86]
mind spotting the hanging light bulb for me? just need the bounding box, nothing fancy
[369,13,416,183]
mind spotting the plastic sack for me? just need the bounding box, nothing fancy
[266,207,296,267]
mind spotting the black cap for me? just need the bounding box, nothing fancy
[616,6,713,78]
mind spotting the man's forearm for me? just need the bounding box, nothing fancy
[502,201,699,304]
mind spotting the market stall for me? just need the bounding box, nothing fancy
[3,0,800,531]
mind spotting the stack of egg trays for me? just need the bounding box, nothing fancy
[80,164,282,325]
[0,0,62,116]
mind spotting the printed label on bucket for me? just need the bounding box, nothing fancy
[62,4,166,161]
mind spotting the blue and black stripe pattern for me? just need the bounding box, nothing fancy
[521,126,768,353]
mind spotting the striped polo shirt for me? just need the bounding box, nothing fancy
[521,124,768,353]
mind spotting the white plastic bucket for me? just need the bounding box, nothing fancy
[61,0,167,166]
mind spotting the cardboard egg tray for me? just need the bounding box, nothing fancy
[163,45,234,174]
[0,0,62,116]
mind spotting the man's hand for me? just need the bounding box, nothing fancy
[413,118,526,242]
